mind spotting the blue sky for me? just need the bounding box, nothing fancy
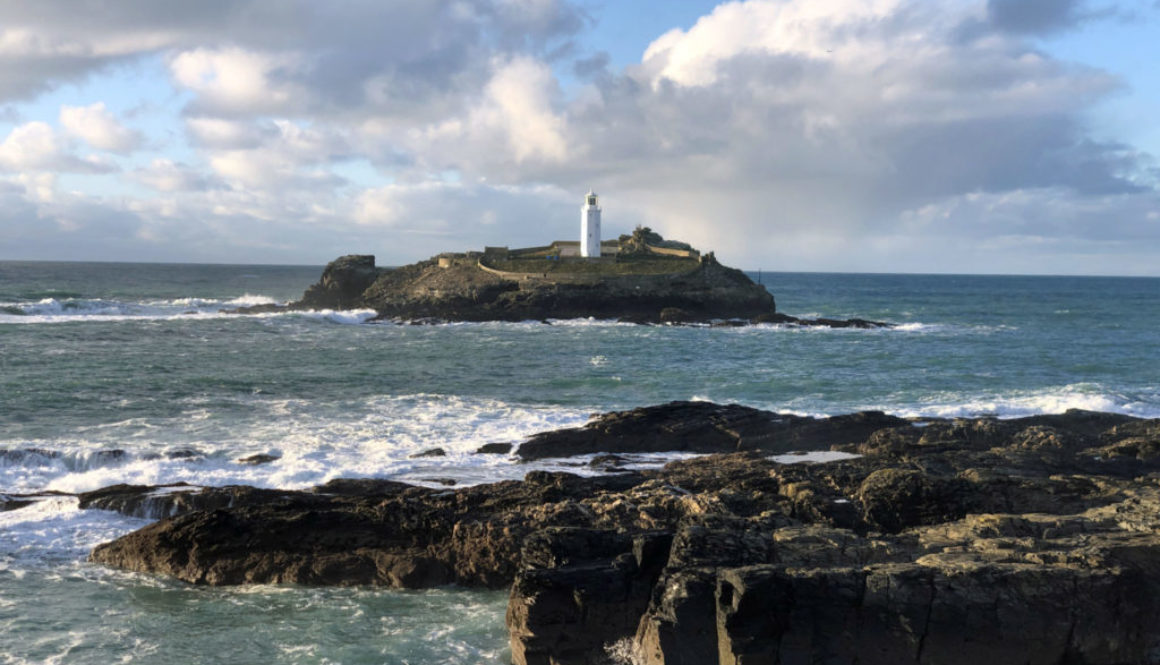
[0,0,1157,275]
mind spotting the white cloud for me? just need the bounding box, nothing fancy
[0,0,1156,274]
[59,102,141,153]
[480,57,568,163]
[0,121,114,173]
[202,119,348,190]
[132,158,212,192]
[351,181,582,257]
[411,56,568,169]
[0,122,62,170]
[185,117,267,149]
[169,47,304,115]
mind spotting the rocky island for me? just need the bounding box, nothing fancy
[266,226,886,327]
[78,401,1160,664]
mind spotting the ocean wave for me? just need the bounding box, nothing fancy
[0,394,591,495]
[155,294,279,308]
[892,384,1160,420]
[710,384,1160,423]
[4,385,1156,512]
[0,495,148,564]
[0,293,374,325]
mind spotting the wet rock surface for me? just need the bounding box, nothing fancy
[84,402,1160,665]
[516,401,910,460]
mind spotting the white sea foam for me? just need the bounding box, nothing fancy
[0,496,148,564]
[0,293,374,325]
[2,386,1156,565]
[0,394,591,494]
[892,384,1160,420]
[892,322,944,332]
[705,384,1159,424]
[728,385,1160,422]
[0,391,869,500]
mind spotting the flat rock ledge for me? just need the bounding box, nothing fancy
[85,402,1160,665]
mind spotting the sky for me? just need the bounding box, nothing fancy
[0,0,1158,275]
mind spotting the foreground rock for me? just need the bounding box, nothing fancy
[87,404,1160,664]
[516,401,908,460]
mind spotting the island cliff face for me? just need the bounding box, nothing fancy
[294,251,777,323]
[85,402,1160,665]
[273,229,893,326]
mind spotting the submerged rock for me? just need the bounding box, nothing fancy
[476,442,514,455]
[409,447,447,458]
[236,453,280,465]
[86,404,1160,665]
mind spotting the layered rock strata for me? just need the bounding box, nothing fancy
[82,403,1160,664]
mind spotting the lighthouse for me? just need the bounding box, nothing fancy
[580,190,601,257]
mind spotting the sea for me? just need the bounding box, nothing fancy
[1,260,1157,664]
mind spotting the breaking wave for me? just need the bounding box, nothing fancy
[0,295,374,325]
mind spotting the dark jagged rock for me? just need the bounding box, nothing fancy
[89,473,645,587]
[476,442,514,455]
[752,312,892,328]
[85,404,1160,665]
[93,449,127,461]
[0,448,61,463]
[77,483,301,520]
[409,447,447,458]
[295,254,380,310]
[236,453,280,465]
[311,478,415,496]
[1,494,38,511]
[515,401,909,460]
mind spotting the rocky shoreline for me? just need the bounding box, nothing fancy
[69,401,1160,664]
[233,254,890,328]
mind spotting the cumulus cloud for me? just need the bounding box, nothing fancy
[203,119,349,190]
[132,158,214,192]
[0,121,114,173]
[170,48,306,117]
[407,56,569,171]
[501,0,1156,273]
[59,102,141,153]
[0,0,1156,274]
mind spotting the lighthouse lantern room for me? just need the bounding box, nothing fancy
[580,190,602,258]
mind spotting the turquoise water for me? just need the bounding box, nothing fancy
[1,261,1158,663]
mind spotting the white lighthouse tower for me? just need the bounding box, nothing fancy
[580,189,602,258]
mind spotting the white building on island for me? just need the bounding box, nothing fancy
[580,189,601,258]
